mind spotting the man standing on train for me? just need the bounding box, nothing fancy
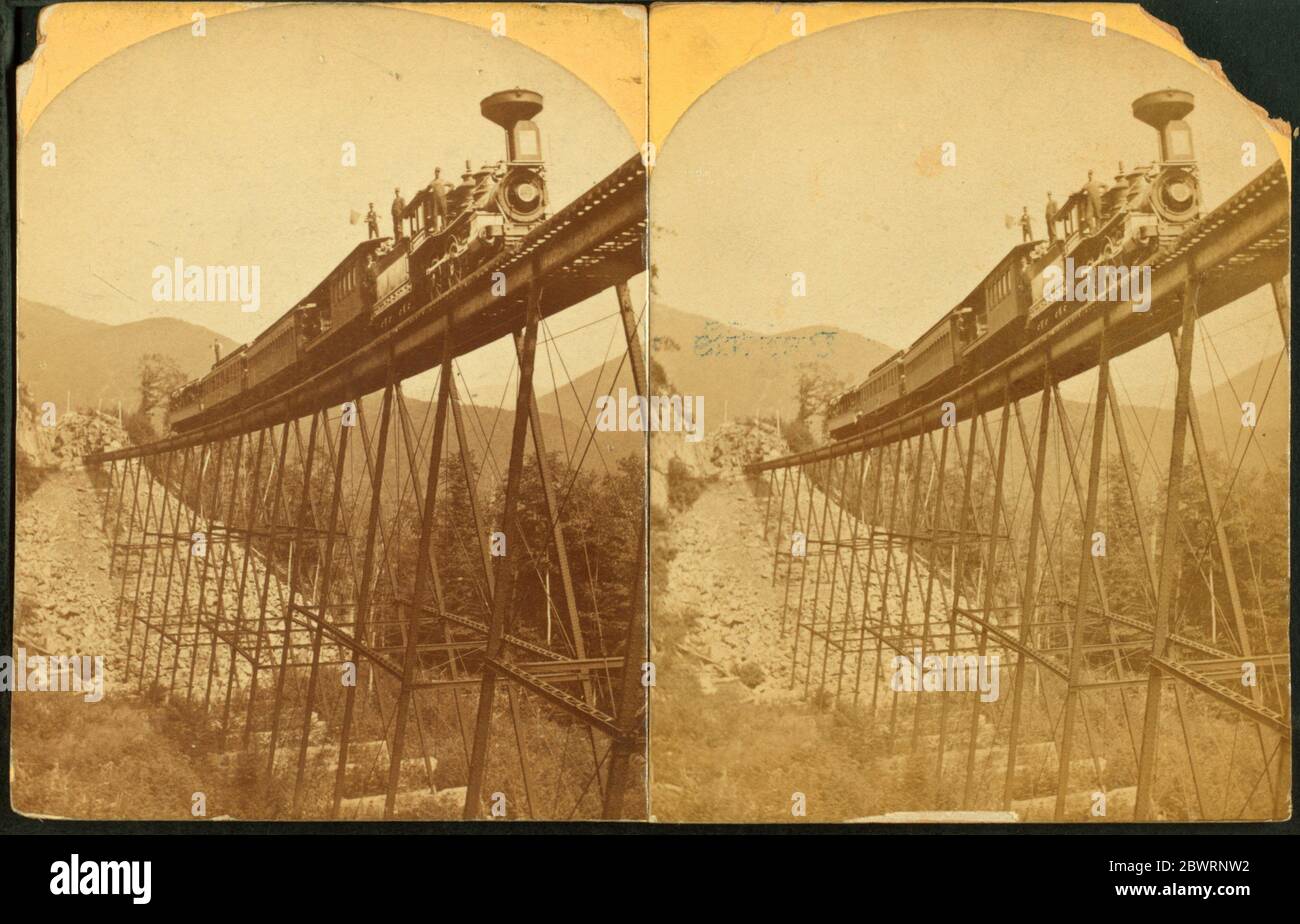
[1084,170,1105,232]
[1044,192,1059,243]
[391,187,406,241]
[428,167,449,231]
[366,203,380,240]
[1020,207,1033,242]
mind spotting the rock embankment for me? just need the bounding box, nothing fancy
[47,411,129,466]
[13,468,126,673]
[654,476,800,701]
[651,417,796,698]
[705,418,787,475]
[15,397,134,666]
[17,392,127,474]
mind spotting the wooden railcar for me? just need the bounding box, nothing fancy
[201,344,248,409]
[246,307,304,393]
[902,312,965,398]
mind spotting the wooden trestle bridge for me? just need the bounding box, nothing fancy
[91,155,649,820]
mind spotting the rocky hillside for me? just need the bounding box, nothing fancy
[12,469,126,664]
[649,421,934,822]
[16,385,130,500]
[17,406,128,470]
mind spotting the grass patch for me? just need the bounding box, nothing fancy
[651,604,929,822]
[652,674,893,822]
[11,690,209,820]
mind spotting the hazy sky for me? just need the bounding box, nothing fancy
[650,7,1287,406]
[18,3,643,405]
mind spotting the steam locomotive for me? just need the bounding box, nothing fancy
[169,89,549,432]
[827,89,1203,440]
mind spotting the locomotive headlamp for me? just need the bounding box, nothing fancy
[1152,168,1199,221]
[513,180,539,204]
[1164,180,1192,206]
[502,168,546,219]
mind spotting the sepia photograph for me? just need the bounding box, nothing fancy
[12,1,648,821]
[647,4,1290,824]
[1,0,1295,870]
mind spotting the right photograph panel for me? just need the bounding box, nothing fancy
[647,4,1291,824]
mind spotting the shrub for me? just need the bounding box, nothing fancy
[666,458,704,511]
[735,661,765,689]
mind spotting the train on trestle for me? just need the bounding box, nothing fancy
[168,88,550,432]
[826,89,1204,441]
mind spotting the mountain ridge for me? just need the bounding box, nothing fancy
[16,299,640,465]
[18,299,240,412]
[650,302,900,421]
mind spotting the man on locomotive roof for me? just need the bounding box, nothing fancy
[391,187,405,240]
[1084,170,1106,231]
[1045,192,1058,243]
[366,203,379,239]
[1020,206,1033,242]
[427,167,449,231]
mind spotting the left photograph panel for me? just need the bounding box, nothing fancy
[13,2,649,821]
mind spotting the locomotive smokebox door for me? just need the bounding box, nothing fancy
[1132,89,1195,163]
[481,88,545,163]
